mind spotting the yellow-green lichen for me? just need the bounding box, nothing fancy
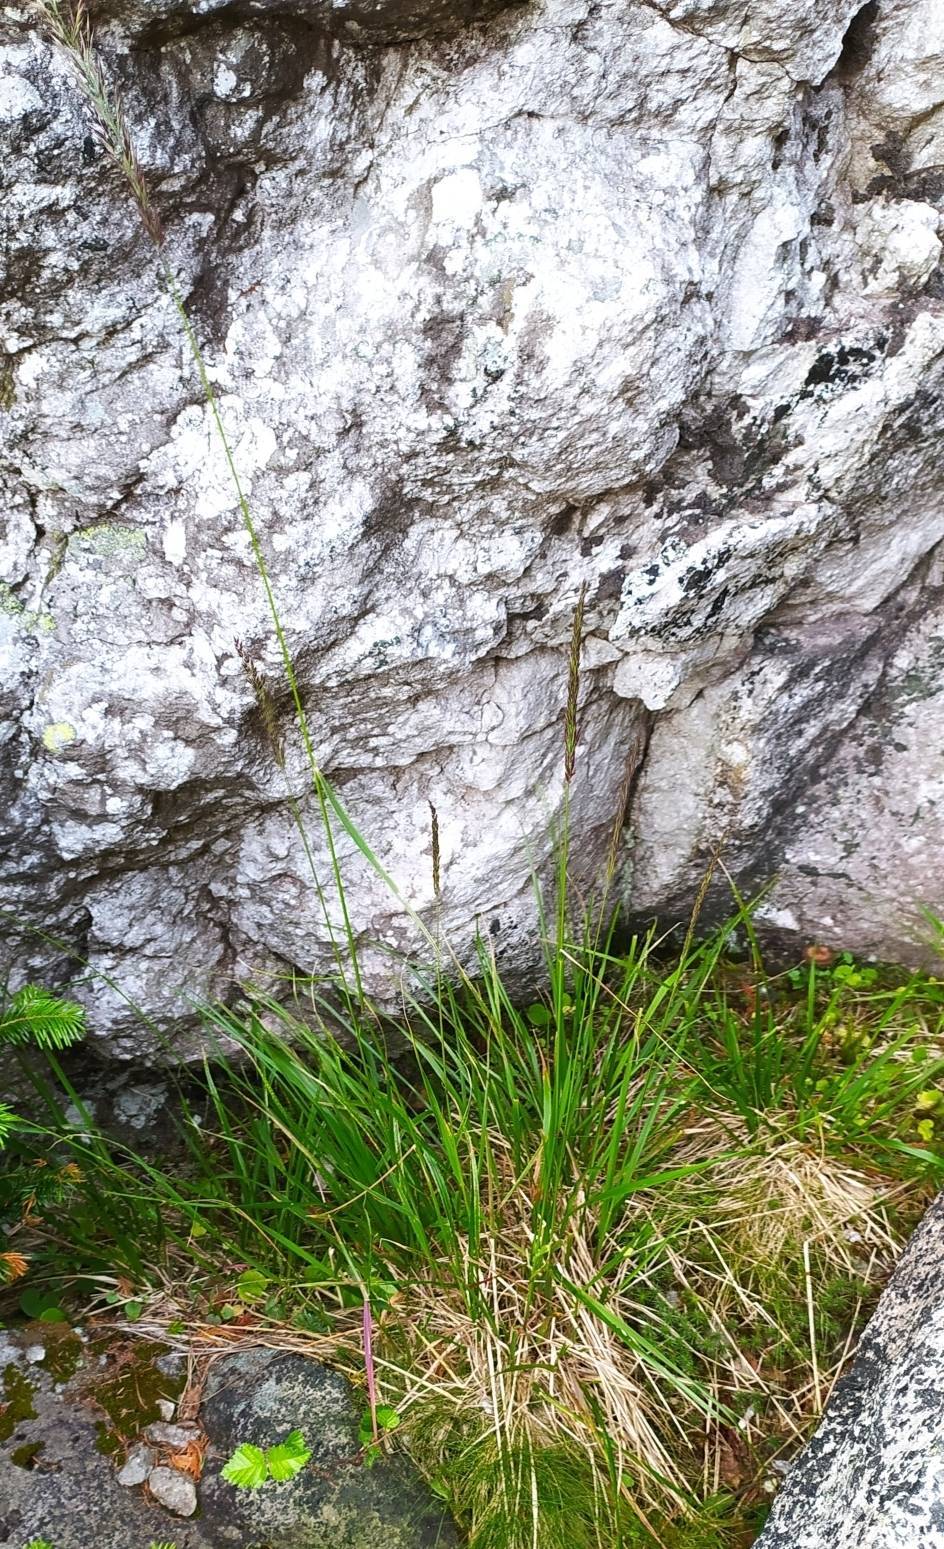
[42,722,76,753]
[69,523,147,562]
[0,582,54,637]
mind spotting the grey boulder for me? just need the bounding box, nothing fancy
[757,1190,944,1549]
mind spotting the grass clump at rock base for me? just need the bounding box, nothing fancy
[4,919,943,1549]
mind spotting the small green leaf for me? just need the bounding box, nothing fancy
[915,1089,942,1113]
[167,1318,185,1335]
[265,1428,311,1481]
[916,1118,936,1143]
[222,1442,268,1488]
[20,1287,61,1319]
[362,1441,381,1468]
[124,1300,144,1323]
[292,1306,329,1333]
[219,1303,241,1321]
[375,1404,400,1432]
[38,1307,68,1324]
[526,1003,551,1028]
[236,1269,269,1304]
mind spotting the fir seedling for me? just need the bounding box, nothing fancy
[0,1103,18,1147]
[0,986,85,1284]
[0,986,85,1052]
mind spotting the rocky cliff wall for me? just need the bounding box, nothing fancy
[1,0,943,1055]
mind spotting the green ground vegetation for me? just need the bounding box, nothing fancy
[2,930,943,1548]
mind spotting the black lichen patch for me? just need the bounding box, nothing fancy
[680,545,732,599]
[800,341,882,398]
[594,566,625,602]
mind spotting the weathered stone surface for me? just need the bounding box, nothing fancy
[2,0,943,1055]
[756,1190,944,1549]
[0,1329,455,1548]
[143,1417,201,1447]
[116,1441,157,1485]
[147,1462,198,1516]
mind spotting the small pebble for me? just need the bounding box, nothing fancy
[25,1345,45,1364]
[148,1465,197,1517]
[156,1351,186,1378]
[156,1397,176,1421]
[144,1420,201,1448]
[117,1444,156,1487]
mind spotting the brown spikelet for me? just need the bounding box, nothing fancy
[235,639,286,770]
[34,0,164,247]
[428,801,441,899]
[805,943,835,966]
[563,582,587,784]
[679,842,725,962]
[0,1251,30,1285]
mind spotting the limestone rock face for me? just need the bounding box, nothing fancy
[755,1190,944,1549]
[2,0,943,1055]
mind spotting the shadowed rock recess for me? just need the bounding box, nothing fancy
[1,0,943,1055]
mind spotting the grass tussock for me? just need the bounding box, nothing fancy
[5,926,943,1547]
